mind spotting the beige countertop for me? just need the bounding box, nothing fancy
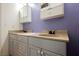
[9,30,69,42]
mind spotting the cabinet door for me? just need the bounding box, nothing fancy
[41,39,66,55]
[19,4,31,23]
[14,40,27,56]
[9,33,28,56]
[29,45,41,56]
[19,4,27,17]
[42,49,60,56]
[9,36,14,55]
[40,3,64,20]
[9,34,17,55]
[23,4,27,17]
[19,4,27,23]
[16,35,28,56]
[19,7,24,18]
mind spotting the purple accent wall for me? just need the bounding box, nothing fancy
[23,3,79,56]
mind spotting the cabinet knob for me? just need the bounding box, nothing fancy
[42,51,47,56]
[41,51,43,55]
[37,50,40,54]
[43,52,47,56]
[40,51,44,56]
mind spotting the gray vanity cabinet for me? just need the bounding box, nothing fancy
[9,33,67,56]
[29,37,66,56]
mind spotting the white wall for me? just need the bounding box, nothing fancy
[0,3,22,55]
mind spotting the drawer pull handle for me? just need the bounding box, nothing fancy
[37,50,40,54]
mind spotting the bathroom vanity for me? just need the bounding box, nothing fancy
[9,30,69,56]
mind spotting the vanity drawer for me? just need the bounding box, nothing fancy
[17,35,27,43]
[9,34,17,40]
[29,37,42,48]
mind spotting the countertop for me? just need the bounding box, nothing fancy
[9,30,69,42]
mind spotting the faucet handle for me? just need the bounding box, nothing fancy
[52,30,55,34]
[49,30,55,34]
[49,30,52,34]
